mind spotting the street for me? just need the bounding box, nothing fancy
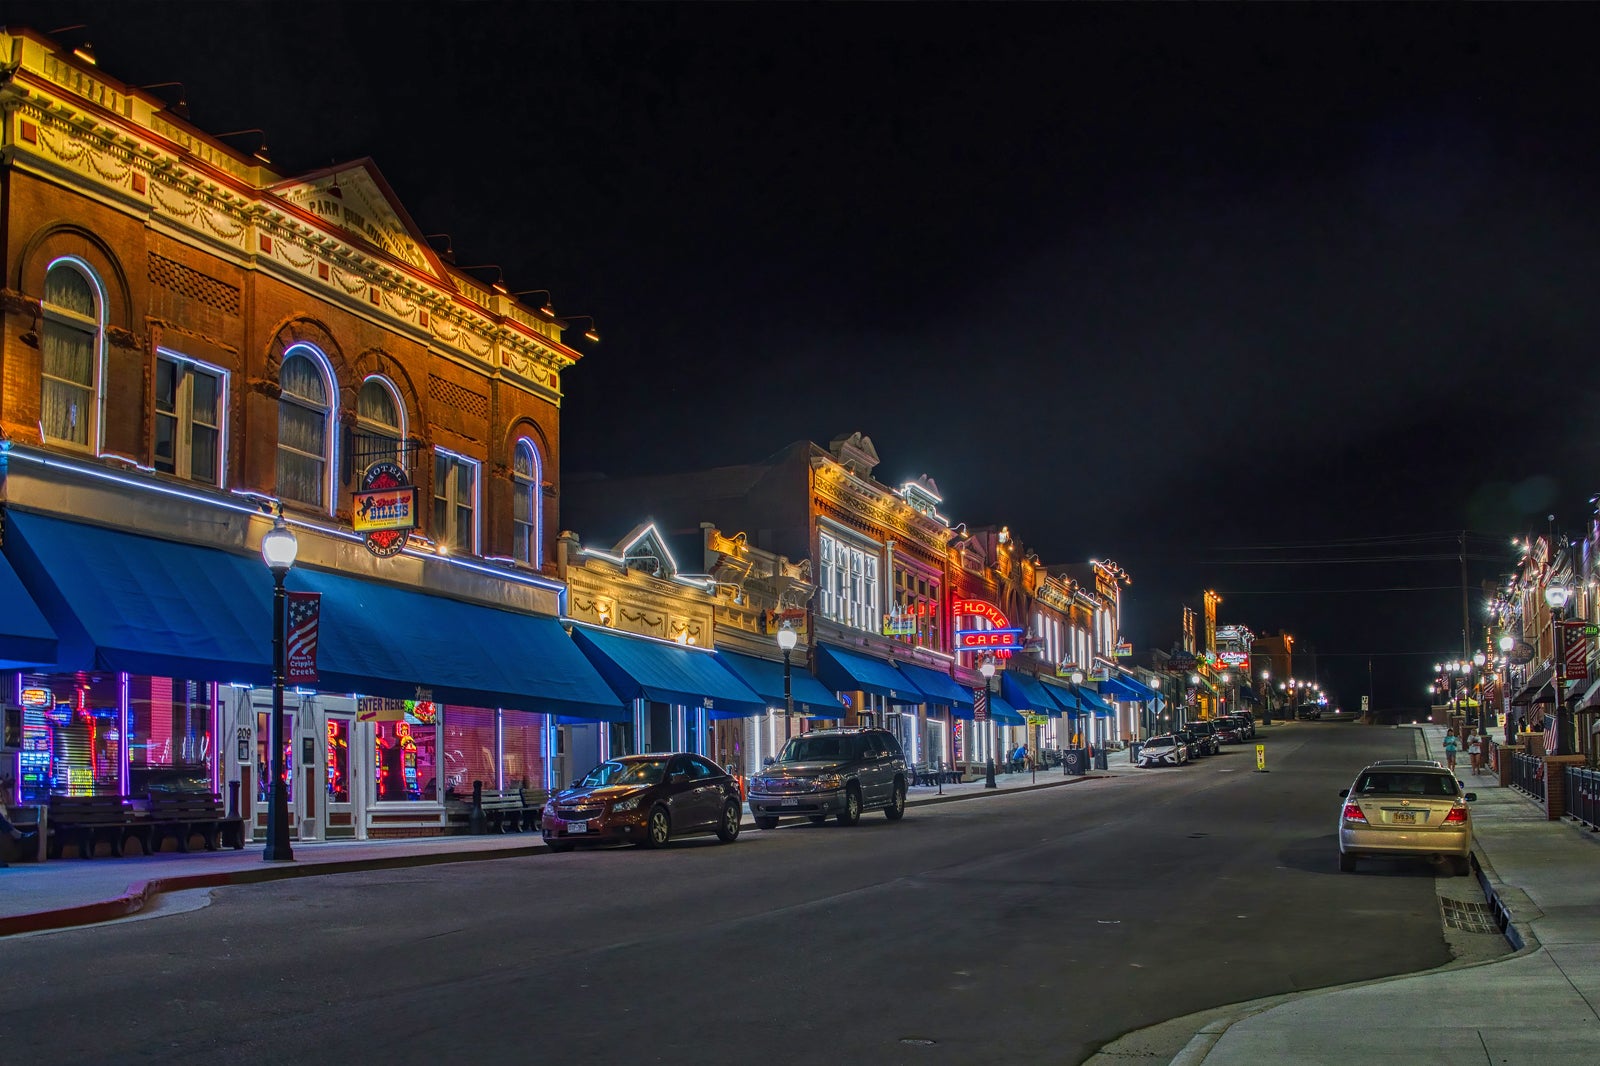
[3,724,1453,1065]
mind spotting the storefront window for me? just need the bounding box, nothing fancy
[256,710,294,803]
[17,672,122,800]
[442,704,496,800]
[128,676,215,793]
[502,709,547,790]
[373,702,438,802]
[326,718,350,803]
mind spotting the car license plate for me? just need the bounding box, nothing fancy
[567,822,587,833]
[1393,811,1415,825]
[781,798,798,806]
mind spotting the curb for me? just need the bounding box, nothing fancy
[4,772,1113,937]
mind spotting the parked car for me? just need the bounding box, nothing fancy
[1337,760,1476,875]
[1137,734,1189,767]
[748,727,909,829]
[1172,726,1206,759]
[1214,716,1248,744]
[1296,704,1322,721]
[1231,710,1256,737]
[541,753,744,852]
[1183,720,1222,755]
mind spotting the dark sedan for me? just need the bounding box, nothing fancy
[541,753,744,851]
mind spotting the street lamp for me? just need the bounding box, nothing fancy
[776,621,798,742]
[979,655,997,789]
[260,511,298,863]
[1545,583,1572,756]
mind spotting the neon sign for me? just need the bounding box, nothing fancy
[20,688,52,708]
[951,598,1009,627]
[955,628,1025,650]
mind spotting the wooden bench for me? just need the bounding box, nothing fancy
[48,795,148,859]
[146,791,246,853]
[481,785,548,832]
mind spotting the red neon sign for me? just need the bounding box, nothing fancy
[950,598,1010,628]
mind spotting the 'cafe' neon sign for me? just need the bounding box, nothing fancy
[951,597,1024,653]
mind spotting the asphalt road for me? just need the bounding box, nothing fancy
[3,724,1453,1065]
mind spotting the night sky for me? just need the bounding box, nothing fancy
[14,3,1600,708]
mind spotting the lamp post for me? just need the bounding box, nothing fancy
[260,511,299,863]
[1068,669,1084,776]
[979,655,997,788]
[1546,583,1572,756]
[776,621,798,742]
[1472,651,1487,730]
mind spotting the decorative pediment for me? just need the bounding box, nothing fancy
[615,522,676,578]
[828,431,881,477]
[270,161,440,278]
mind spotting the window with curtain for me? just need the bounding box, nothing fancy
[353,377,403,473]
[154,353,224,485]
[276,352,331,507]
[442,705,497,799]
[817,530,880,633]
[513,439,541,566]
[433,449,478,553]
[40,262,102,449]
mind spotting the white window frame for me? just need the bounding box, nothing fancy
[512,438,543,567]
[153,348,228,486]
[39,256,107,454]
[817,529,881,633]
[433,447,481,555]
[276,344,338,514]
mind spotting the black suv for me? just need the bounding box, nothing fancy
[748,727,909,829]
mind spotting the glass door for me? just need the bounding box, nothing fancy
[322,710,355,839]
[254,707,297,840]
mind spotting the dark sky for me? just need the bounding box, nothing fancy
[15,2,1600,708]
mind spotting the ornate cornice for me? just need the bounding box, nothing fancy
[3,58,574,405]
[811,456,947,561]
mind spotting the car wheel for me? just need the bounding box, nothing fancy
[753,815,780,830]
[1452,856,1472,877]
[884,780,906,821]
[642,806,671,848]
[715,801,742,843]
[1339,852,1357,873]
[546,842,574,854]
[808,815,828,825]
[836,784,862,826]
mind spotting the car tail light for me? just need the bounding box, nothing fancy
[1443,806,1468,824]
[1342,803,1367,823]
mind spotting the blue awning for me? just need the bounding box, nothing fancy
[895,661,976,709]
[952,693,1025,725]
[3,512,626,720]
[0,544,59,670]
[815,644,927,703]
[1002,672,1063,715]
[1099,675,1156,702]
[1237,684,1260,704]
[714,649,847,719]
[1078,686,1115,717]
[572,625,765,717]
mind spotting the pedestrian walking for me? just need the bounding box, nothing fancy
[1468,730,1483,774]
[1442,729,1460,772]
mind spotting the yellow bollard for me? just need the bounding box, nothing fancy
[1255,744,1268,773]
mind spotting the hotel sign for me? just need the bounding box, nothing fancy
[354,461,416,558]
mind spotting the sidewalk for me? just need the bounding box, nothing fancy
[1097,725,1600,1066]
[0,763,1106,937]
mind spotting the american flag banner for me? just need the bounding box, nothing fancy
[974,687,989,722]
[285,591,322,685]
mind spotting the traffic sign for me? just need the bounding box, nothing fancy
[1255,744,1267,772]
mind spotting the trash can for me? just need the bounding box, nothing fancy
[1128,742,1143,763]
[1093,749,1109,770]
[1062,748,1089,775]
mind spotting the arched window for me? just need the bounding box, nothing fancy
[276,348,334,509]
[40,259,104,450]
[512,438,543,566]
[354,376,405,473]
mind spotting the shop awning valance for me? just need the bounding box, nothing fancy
[815,644,927,703]
[571,624,765,717]
[1511,667,1553,707]
[952,692,1025,725]
[1098,674,1158,702]
[1077,686,1115,717]
[0,541,59,670]
[894,661,976,709]
[713,649,846,718]
[1039,677,1088,716]
[1236,684,1260,704]
[1578,676,1600,710]
[3,511,627,721]
[1002,671,1064,715]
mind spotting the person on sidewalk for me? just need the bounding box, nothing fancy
[1442,729,1460,772]
[1468,730,1483,774]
